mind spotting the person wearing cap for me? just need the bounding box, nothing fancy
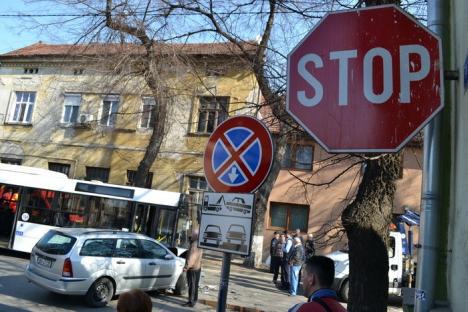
[182,228,203,307]
[288,237,305,296]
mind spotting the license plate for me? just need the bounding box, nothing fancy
[36,256,52,268]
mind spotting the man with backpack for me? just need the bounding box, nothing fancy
[288,256,346,312]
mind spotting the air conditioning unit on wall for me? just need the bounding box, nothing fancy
[78,113,94,124]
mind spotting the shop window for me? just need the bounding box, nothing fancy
[269,202,309,232]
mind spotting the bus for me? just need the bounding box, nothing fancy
[0,163,189,253]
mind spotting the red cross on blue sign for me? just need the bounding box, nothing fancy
[204,116,274,193]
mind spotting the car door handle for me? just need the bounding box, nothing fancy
[149,262,157,266]
[116,261,126,264]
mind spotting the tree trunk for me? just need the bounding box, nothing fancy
[342,154,400,311]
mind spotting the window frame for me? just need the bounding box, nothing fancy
[8,91,36,124]
[100,95,120,127]
[48,162,71,177]
[195,96,229,134]
[139,97,156,129]
[126,170,154,189]
[61,93,82,124]
[268,202,309,232]
[85,166,110,183]
[282,143,314,171]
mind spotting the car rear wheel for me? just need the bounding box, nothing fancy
[340,279,349,303]
[174,272,187,296]
[85,277,114,307]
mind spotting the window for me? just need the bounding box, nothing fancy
[100,95,119,126]
[140,97,156,129]
[187,175,209,222]
[48,162,71,177]
[73,68,84,75]
[23,68,39,74]
[140,240,167,259]
[35,231,76,255]
[114,239,140,258]
[80,239,115,257]
[62,94,81,123]
[85,166,110,183]
[196,96,229,133]
[10,91,36,123]
[269,202,309,232]
[126,170,153,189]
[282,143,314,170]
[1,158,21,165]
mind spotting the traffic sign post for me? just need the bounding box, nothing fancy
[202,116,273,312]
[286,5,443,153]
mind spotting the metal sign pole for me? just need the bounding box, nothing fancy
[217,252,232,312]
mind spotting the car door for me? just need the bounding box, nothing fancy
[112,238,145,292]
[139,239,176,290]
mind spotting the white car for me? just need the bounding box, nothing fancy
[25,228,187,307]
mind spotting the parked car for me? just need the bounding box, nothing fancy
[225,224,246,245]
[202,225,222,246]
[25,228,187,307]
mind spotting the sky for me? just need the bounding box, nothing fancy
[0,1,51,53]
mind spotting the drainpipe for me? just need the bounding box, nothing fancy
[414,0,447,311]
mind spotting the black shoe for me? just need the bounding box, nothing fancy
[182,302,192,307]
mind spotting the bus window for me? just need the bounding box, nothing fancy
[20,188,56,225]
[57,193,87,226]
[154,208,176,245]
[88,197,132,230]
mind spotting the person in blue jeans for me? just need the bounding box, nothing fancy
[288,237,305,296]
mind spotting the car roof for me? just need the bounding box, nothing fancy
[54,227,150,239]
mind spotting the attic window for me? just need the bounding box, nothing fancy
[23,68,39,74]
[73,68,84,75]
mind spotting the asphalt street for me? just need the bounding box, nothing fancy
[0,255,212,312]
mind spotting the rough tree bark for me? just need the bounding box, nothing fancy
[341,0,402,309]
[105,0,170,188]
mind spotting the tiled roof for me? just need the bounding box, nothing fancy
[1,41,257,58]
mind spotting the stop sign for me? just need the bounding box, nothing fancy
[286,5,443,153]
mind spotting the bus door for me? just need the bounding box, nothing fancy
[0,184,20,248]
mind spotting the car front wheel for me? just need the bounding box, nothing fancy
[85,277,114,307]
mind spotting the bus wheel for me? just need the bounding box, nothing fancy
[86,277,114,307]
[340,279,349,303]
[174,272,187,296]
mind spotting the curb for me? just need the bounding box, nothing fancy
[199,299,265,312]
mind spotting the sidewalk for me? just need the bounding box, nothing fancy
[197,255,307,312]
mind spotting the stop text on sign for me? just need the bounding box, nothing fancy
[298,44,430,107]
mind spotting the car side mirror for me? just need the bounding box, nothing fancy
[164,254,174,260]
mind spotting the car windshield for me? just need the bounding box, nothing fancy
[229,225,243,232]
[36,230,77,255]
[206,226,220,232]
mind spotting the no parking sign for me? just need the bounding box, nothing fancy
[203,116,273,193]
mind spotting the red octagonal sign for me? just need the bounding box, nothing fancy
[286,5,443,153]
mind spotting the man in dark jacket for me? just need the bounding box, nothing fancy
[304,233,316,260]
[288,237,305,296]
[270,231,279,273]
[288,256,346,312]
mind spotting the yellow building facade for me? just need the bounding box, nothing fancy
[0,42,259,207]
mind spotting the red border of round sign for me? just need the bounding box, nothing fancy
[203,116,273,193]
